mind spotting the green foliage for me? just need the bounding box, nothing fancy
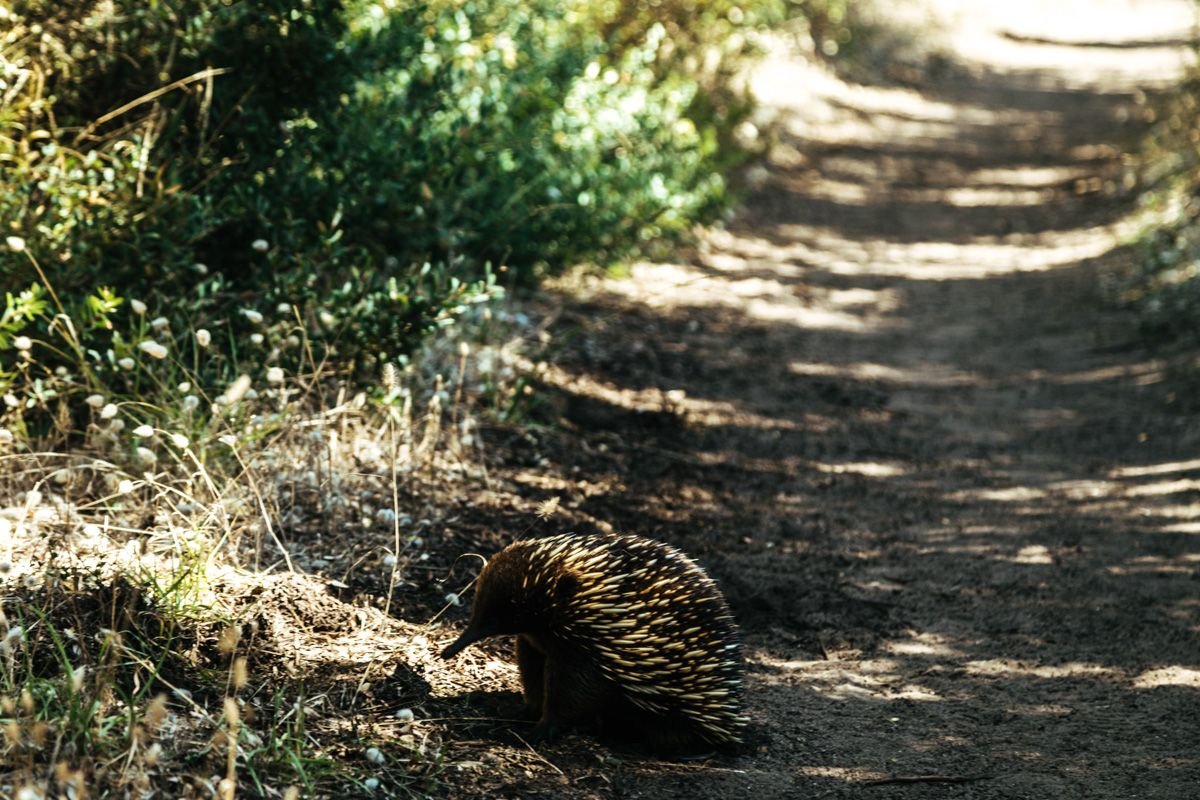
[0,285,49,350]
[1129,62,1200,342]
[0,0,796,443]
[1128,212,1200,339]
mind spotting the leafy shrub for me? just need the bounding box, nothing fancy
[1128,63,1200,342]
[0,0,794,442]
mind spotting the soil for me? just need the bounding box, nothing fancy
[405,3,1200,798]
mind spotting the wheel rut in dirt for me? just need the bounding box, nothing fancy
[494,3,1200,798]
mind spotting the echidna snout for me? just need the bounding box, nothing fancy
[441,532,747,753]
[440,627,482,660]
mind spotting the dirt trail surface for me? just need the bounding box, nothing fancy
[429,3,1200,798]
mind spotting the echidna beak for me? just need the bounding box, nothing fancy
[440,626,484,659]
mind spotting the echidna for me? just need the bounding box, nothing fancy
[441,532,747,753]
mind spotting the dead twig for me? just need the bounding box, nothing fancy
[511,732,566,777]
[75,67,231,143]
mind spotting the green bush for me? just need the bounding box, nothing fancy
[0,0,792,442]
[1128,61,1200,342]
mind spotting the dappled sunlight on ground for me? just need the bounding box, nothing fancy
[964,659,1122,681]
[601,260,898,330]
[706,221,1135,280]
[1110,457,1200,478]
[526,1,1200,794]
[935,0,1196,82]
[811,460,908,478]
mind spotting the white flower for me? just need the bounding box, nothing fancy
[364,747,385,765]
[85,394,105,408]
[250,333,264,345]
[130,299,147,315]
[319,310,335,327]
[6,625,24,642]
[136,446,156,464]
[109,419,125,433]
[444,592,461,607]
[71,664,87,692]
[132,424,154,437]
[266,367,284,384]
[220,374,251,405]
[240,309,264,324]
[382,554,398,568]
[138,340,168,359]
[0,429,12,444]
[251,239,270,253]
[364,777,380,791]
[13,335,31,351]
[118,357,135,370]
[25,489,42,507]
[117,479,134,494]
[100,403,118,420]
[192,262,209,275]
[177,381,191,392]
[6,235,26,252]
[276,302,292,315]
[395,708,415,722]
[169,433,189,448]
[3,393,17,408]
[150,316,169,331]
[195,329,211,347]
[182,395,200,412]
[219,434,237,447]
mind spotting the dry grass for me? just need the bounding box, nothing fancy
[0,306,542,798]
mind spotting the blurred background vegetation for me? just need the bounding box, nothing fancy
[0,0,857,447]
[1129,29,1200,346]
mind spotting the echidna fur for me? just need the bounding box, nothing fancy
[441,532,747,751]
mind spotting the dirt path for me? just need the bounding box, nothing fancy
[437,2,1200,798]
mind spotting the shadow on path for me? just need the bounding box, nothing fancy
[505,4,1200,797]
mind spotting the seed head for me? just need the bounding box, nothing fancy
[139,340,168,359]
